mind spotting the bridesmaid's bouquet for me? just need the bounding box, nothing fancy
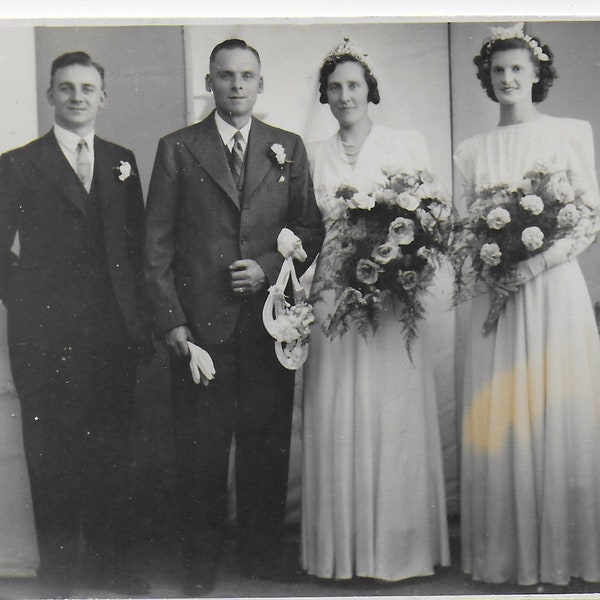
[452,166,597,333]
[317,168,452,354]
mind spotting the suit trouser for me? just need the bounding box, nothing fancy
[169,303,295,575]
[10,340,138,579]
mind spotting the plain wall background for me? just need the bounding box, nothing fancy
[186,22,453,189]
[450,21,600,302]
[35,26,188,196]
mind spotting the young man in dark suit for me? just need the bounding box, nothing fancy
[144,38,323,596]
[0,51,152,596]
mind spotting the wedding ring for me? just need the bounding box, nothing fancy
[236,287,244,293]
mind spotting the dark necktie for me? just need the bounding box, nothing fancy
[76,139,92,192]
[230,130,244,186]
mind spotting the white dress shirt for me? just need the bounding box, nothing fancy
[53,123,95,184]
[214,112,251,155]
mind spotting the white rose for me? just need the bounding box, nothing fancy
[480,242,502,267]
[429,201,452,222]
[486,207,511,230]
[373,189,399,205]
[557,204,580,228]
[347,191,375,210]
[548,173,575,204]
[521,226,545,251]
[416,208,437,232]
[415,182,439,200]
[519,194,544,215]
[388,217,415,245]
[372,242,399,265]
[397,192,420,211]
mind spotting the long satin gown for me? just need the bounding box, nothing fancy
[454,114,600,585]
[301,124,450,581]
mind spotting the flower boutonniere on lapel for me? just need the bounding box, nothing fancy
[267,143,291,183]
[113,160,136,182]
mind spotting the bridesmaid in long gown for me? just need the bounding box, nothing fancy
[301,41,450,582]
[454,24,600,586]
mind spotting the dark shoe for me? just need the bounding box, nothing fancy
[182,572,217,597]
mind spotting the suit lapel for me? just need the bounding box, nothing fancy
[183,115,240,210]
[92,136,118,209]
[243,119,274,203]
[32,131,88,216]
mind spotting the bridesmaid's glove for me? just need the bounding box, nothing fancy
[516,237,575,283]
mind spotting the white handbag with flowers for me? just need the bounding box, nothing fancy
[262,229,314,370]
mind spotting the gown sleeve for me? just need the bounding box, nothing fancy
[518,119,600,281]
[406,130,432,172]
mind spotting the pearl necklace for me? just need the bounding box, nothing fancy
[338,126,372,166]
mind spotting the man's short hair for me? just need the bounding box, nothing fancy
[209,39,261,66]
[50,51,106,88]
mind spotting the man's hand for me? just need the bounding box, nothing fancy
[164,324,192,358]
[229,260,266,296]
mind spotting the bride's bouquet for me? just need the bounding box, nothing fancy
[452,166,597,333]
[317,168,452,354]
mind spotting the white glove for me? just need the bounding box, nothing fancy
[517,237,574,283]
[187,341,216,386]
[277,228,307,262]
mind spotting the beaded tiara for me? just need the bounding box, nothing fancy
[322,37,368,64]
[485,22,549,61]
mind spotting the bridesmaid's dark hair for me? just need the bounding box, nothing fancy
[474,36,557,103]
[318,54,380,105]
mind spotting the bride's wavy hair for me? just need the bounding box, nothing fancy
[318,54,380,105]
[474,36,557,103]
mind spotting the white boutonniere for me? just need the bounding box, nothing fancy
[268,143,291,183]
[114,160,133,181]
[269,143,287,166]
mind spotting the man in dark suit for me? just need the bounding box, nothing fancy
[144,38,323,595]
[0,52,151,596]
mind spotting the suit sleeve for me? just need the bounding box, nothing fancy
[124,150,153,340]
[143,137,188,335]
[254,134,324,283]
[0,152,22,307]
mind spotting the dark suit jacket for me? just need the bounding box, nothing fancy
[144,113,324,345]
[0,130,150,347]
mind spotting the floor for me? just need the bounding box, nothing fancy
[1,528,600,600]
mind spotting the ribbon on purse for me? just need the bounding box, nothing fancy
[262,229,314,370]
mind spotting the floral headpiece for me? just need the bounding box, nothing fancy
[322,37,368,65]
[485,22,549,61]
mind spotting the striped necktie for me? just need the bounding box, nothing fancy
[230,130,245,187]
[76,139,92,192]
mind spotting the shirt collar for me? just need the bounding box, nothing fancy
[53,123,95,152]
[214,112,252,147]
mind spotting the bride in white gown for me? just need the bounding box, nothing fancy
[301,40,449,582]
